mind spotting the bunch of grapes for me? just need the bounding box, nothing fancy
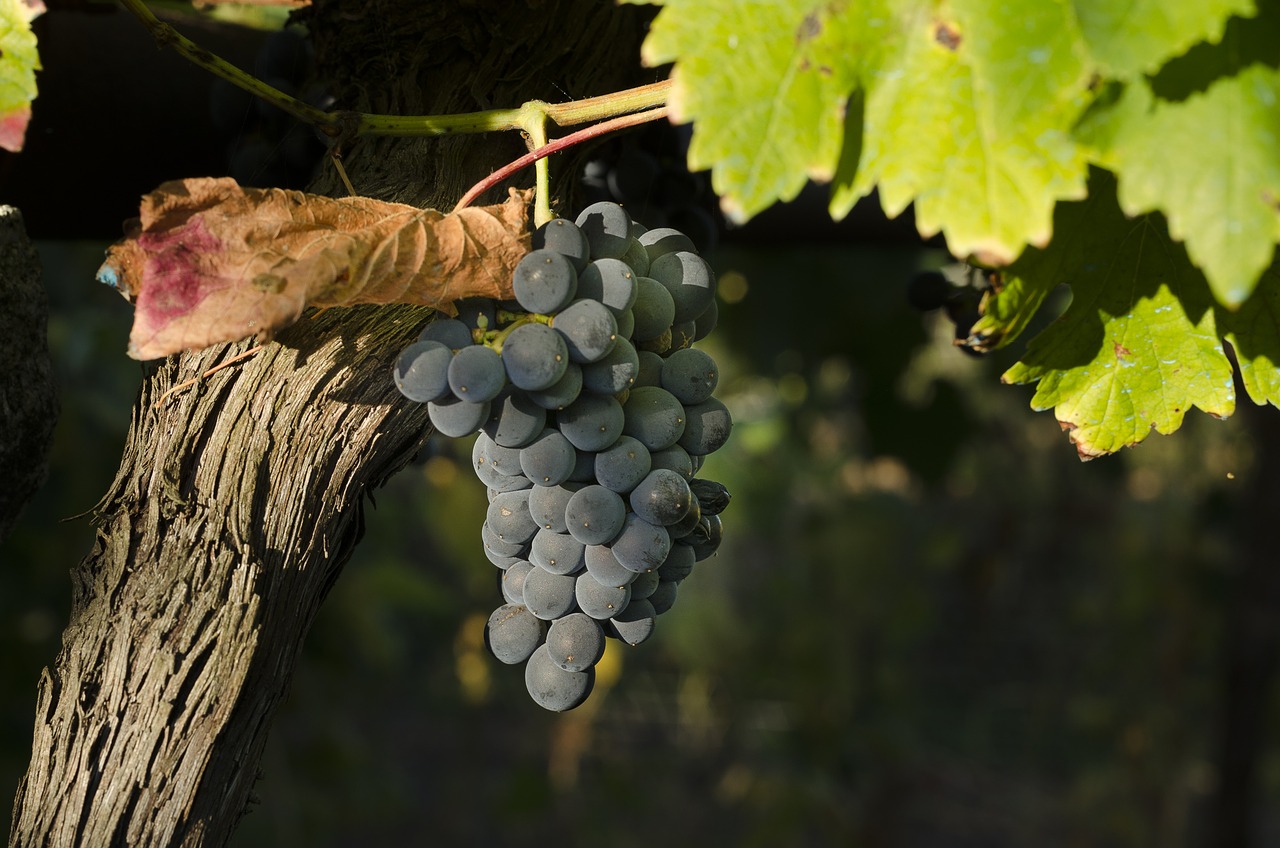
[392,202,732,711]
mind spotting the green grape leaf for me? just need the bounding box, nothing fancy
[1003,172,1235,459]
[843,0,1092,265]
[1223,265,1280,407]
[1076,68,1280,308]
[0,0,44,153]
[1071,0,1254,78]
[965,273,1055,354]
[630,0,877,223]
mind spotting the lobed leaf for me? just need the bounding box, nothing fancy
[1076,67,1280,308]
[0,0,44,153]
[1003,172,1235,459]
[845,0,1092,265]
[98,178,531,360]
[1070,0,1254,78]
[630,0,875,223]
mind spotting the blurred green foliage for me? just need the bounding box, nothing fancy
[1,239,1272,847]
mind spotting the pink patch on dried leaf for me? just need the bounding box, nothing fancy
[100,177,531,359]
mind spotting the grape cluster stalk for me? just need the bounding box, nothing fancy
[392,201,732,711]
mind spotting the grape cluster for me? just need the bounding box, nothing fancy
[392,202,732,711]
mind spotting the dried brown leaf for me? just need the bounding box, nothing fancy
[97,177,531,359]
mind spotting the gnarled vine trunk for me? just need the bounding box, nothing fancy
[8,3,645,845]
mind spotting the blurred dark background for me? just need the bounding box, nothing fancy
[2,6,1278,847]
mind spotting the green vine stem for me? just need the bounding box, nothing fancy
[118,0,671,145]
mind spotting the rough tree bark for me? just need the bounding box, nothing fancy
[8,3,646,845]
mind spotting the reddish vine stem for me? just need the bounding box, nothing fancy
[453,107,669,213]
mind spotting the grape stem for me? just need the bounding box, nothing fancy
[485,313,553,353]
[453,107,669,213]
[117,0,670,145]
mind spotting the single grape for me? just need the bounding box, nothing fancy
[502,561,534,605]
[522,566,579,620]
[575,201,632,259]
[524,643,595,712]
[610,513,672,573]
[584,544,638,588]
[519,429,577,485]
[686,513,723,561]
[447,344,506,402]
[531,217,590,271]
[427,396,491,438]
[418,317,473,350]
[487,489,538,545]
[649,444,693,479]
[658,542,696,582]
[581,336,640,396]
[393,340,453,403]
[501,322,569,391]
[545,613,606,672]
[528,484,578,533]
[689,478,731,515]
[594,435,652,494]
[485,604,545,665]
[679,397,733,456]
[576,258,639,314]
[622,386,686,451]
[628,568,660,601]
[482,392,546,448]
[482,520,526,558]
[669,496,702,540]
[659,347,717,406]
[608,598,656,646]
[574,572,632,620]
[649,251,715,324]
[635,350,665,388]
[629,469,694,527]
[526,361,582,411]
[529,529,587,576]
[553,299,618,364]
[473,432,522,477]
[473,462,532,492]
[632,277,676,342]
[621,238,650,277]
[513,249,579,314]
[692,299,718,342]
[557,394,625,452]
[564,485,626,545]
[648,580,678,615]
[638,227,697,263]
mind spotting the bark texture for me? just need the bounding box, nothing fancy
[9,2,645,845]
[0,206,57,544]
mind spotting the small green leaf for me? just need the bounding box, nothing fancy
[847,0,1092,264]
[635,0,872,223]
[1222,265,1280,406]
[1003,172,1235,459]
[1070,0,1254,78]
[966,273,1056,353]
[1077,68,1280,307]
[0,0,44,153]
